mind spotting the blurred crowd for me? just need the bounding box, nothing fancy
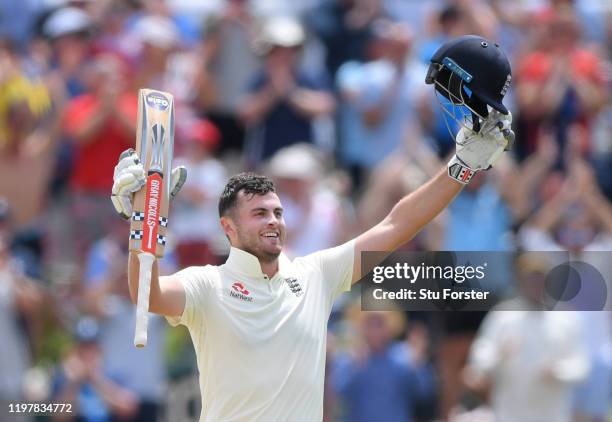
[0,0,611,421]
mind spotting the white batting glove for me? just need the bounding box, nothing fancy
[111,149,187,220]
[447,110,514,184]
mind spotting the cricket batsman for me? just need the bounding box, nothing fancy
[110,35,514,421]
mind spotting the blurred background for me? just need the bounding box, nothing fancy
[0,0,611,421]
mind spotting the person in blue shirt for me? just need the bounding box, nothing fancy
[51,317,138,422]
[239,16,335,166]
[332,309,435,422]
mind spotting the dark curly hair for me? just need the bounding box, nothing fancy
[218,173,276,217]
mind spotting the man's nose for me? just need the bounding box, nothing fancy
[266,213,280,226]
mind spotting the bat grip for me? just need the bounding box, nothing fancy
[134,252,155,348]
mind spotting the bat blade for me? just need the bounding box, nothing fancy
[130,89,174,348]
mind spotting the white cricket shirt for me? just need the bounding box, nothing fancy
[167,240,355,422]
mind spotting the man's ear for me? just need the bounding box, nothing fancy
[220,216,236,240]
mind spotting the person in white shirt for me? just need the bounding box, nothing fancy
[110,36,515,421]
[463,254,589,422]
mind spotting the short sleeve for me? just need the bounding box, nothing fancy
[165,266,214,328]
[305,240,355,303]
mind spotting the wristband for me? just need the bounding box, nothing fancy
[447,155,476,185]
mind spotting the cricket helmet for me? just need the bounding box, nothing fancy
[425,35,511,133]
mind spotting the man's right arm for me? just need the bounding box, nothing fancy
[128,251,185,318]
[113,148,189,318]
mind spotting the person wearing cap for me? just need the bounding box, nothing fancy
[132,14,181,91]
[43,6,95,98]
[239,16,335,166]
[266,143,347,257]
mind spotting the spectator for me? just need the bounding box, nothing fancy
[61,54,137,259]
[306,0,383,78]
[463,254,590,422]
[51,317,139,421]
[590,99,612,200]
[267,143,347,256]
[436,164,522,420]
[0,39,52,155]
[203,0,260,152]
[43,6,95,99]
[443,170,516,252]
[519,159,612,253]
[239,15,335,166]
[82,225,172,421]
[0,40,56,230]
[132,14,181,93]
[92,1,142,67]
[0,203,44,401]
[173,118,228,267]
[518,159,612,422]
[336,19,426,186]
[515,8,607,162]
[128,9,203,114]
[356,135,443,250]
[332,307,435,422]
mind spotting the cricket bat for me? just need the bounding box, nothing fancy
[129,89,174,348]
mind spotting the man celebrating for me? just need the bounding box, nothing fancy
[111,35,514,421]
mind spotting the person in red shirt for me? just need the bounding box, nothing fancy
[62,54,137,259]
[515,8,607,163]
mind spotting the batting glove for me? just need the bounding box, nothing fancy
[111,148,187,220]
[447,110,514,184]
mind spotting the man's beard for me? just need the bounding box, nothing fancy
[243,246,281,263]
[237,230,282,263]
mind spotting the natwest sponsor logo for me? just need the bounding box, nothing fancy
[230,282,253,302]
[146,93,170,111]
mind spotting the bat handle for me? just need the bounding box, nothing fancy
[134,251,155,348]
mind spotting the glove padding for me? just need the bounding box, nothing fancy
[111,148,187,220]
[447,110,514,184]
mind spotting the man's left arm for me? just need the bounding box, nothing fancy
[351,110,514,284]
[352,170,462,283]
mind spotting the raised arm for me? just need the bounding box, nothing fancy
[352,170,462,282]
[112,149,188,317]
[127,252,185,317]
[351,110,514,284]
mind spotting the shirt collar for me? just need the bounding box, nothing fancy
[225,247,292,279]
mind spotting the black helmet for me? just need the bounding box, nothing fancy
[426,35,511,131]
